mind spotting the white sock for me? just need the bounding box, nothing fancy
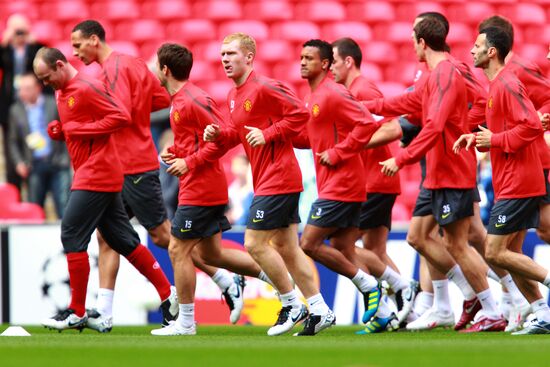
[307,293,329,315]
[543,271,550,288]
[531,298,550,323]
[280,290,301,308]
[500,274,527,307]
[257,270,275,289]
[432,280,452,315]
[446,265,476,301]
[380,266,409,292]
[477,288,499,318]
[375,297,392,318]
[351,269,378,293]
[211,269,233,291]
[96,288,114,318]
[487,269,500,282]
[178,303,194,328]
[413,291,433,317]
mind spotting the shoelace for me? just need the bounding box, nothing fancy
[53,309,75,321]
[273,306,292,325]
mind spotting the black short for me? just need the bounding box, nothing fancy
[412,186,432,217]
[431,188,474,226]
[473,186,481,203]
[122,170,168,230]
[542,169,550,205]
[488,197,541,235]
[307,199,361,228]
[360,193,397,230]
[61,190,140,256]
[247,193,301,230]
[171,205,231,239]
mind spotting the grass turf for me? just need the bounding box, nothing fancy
[1,325,550,367]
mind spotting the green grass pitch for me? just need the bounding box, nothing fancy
[2,325,550,367]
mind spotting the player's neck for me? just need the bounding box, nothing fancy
[504,50,514,65]
[308,71,327,91]
[233,67,253,87]
[425,50,447,71]
[97,44,113,65]
[345,69,361,89]
[166,79,187,96]
[484,60,505,81]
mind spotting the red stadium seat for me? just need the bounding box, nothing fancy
[384,62,418,85]
[391,202,411,223]
[40,1,90,22]
[0,2,40,21]
[243,1,294,21]
[272,61,303,84]
[526,25,550,45]
[218,21,269,41]
[166,20,216,44]
[322,22,372,43]
[109,41,140,57]
[360,63,383,83]
[362,41,398,65]
[271,21,320,43]
[0,183,20,209]
[346,1,395,23]
[516,44,549,72]
[446,22,473,47]
[32,20,63,44]
[447,3,495,25]
[377,82,407,98]
[256,40,294,62]
[141,1,192,20]
[0,203,45,223]
[115,20,165,43]
[194,40,224,63]
[498,4,546,26]
[76,62,103,78]
[374,22,414,44]
[394,2,446,22]
[193,1,242,20]
[294,1,346,22]
[139,39,182,61]
[197,80,234,105]
[90,1,140,21]
[190,61,217,82]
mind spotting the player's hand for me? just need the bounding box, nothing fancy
[160,145,176,163]
[316,150,333,166]
[379,157,399,177]
[475,125,492,149]
[204,124,220,142]
[47,120,65,141]
[166,158,188,177]
[539,111,550,131]
[245,126,266,147]
[453,133,476,154]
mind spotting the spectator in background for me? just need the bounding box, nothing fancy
[226,154,253,226]
[1,14,46,191]
[7,73,70,219]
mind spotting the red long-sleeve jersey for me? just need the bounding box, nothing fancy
[56,74,130,192]
[102,52,171,175]
[486,68,545,199]
[349,75,400,194]
[217,71,306,196]
[169,82,228,206]
[505,53,550,170]
[366,60,476,190]
[300,76,380,202]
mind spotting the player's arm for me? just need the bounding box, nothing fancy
[520,62,550,115]
[365,118,402,149]
[291,123,311,149]
[259,81,309,143]
[363,85,423,118]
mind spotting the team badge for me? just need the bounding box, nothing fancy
[67,96,75,108]
[173,111,180,123]
[312,104,320,117]
[488,97,493,109]
[244,99,252,112]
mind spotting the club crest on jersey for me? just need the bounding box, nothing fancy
[488,97,493,109]
[312,104,320,117]
[67,96,75,109]
[244,99,252,112]
[173,111,180,123]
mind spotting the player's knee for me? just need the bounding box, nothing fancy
[299,237,319,257]
[536,228,550,244]
[406,232,424,252]
[484,246,503,267]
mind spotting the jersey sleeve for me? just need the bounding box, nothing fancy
[364,86,423,118]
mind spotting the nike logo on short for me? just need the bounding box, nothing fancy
[495,223,506,228]
[441,213,451,219]
[180,228,192,232]
[252,218,264,223]
[311,215,321,219]
[133,176,143,185]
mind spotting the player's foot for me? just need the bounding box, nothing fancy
[294,309,336,336]
[454,297,481,330]
[512,318,550,335]
[505,303,531,332]
[459,312,506,333]
[357,313,399,335]
[160,286,179,326]
[405,308,454,331]
[223,274,245,324]
[85,308,113,333]
[361,284,382,323]
[395,280,420,325]
[42,308,87,332]
[151,321,196,336]
[268,304,308,336]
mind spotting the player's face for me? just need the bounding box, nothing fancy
[155,59,167,87]
[412,31,425,62]
[471,33,490,69]
[34,60,65,90]
[71,30,97,65]
[300,46,324,80]
[330,47,348,84]
[221,40,251,82]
